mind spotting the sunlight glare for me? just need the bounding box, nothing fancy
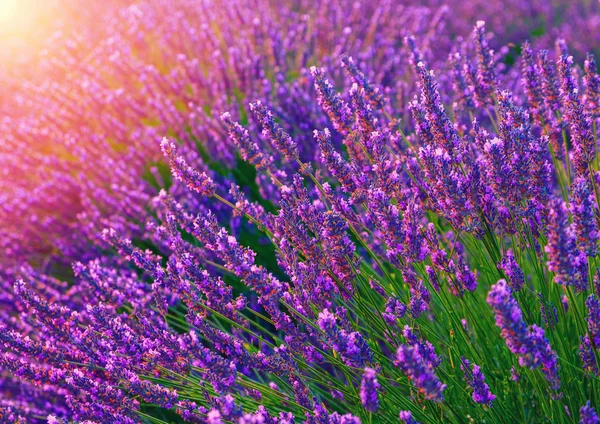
[0,0,61,61]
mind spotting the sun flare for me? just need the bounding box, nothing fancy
[0,0,61,60]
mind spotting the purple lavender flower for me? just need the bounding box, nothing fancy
[528,325,562,395]
[559,55,596,178]
[562,295,569,313]
[521,41,545,120]
[487,279,536,358]
[360,367,380,413]
[366,188,404,264]
[580,401,600,424]
[409,279,431,319]
[399,410,422,424]
[580,335,598,376]
[341,55,385,109]
[570,177,600,257]
[487,280,561,394]
[511,366,520,382]
[221,112,273,171]
[414,61,465,158]
[160,138,215,196]
[498,249,525,291]
[449,51,476,109]
[395,344,446,403]
[545,198,589,292]
[314,128,360,197]
[382,296,407,325]
[537,50,565,158]
[460,358,496,407]
[317,309,373,368]
[108,362,178,408]
[350,83,379,136]
[403,326,441,369]
[6,4,600,422]
[249,100,299,162]
[472,21,496,106]
[585,295,600,346]
[310,66,354,134]
[583,54,600,118]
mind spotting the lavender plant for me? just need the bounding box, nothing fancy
[1,1,600,423]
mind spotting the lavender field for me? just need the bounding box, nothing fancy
[1,0,600,423]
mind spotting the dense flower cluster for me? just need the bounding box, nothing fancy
[1,0,600,423]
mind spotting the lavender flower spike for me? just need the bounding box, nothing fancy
[317,309,373,368]
[498,249,525,291]
[399,410,422,424]
[558,55,595,178]
[360,367,380,413]
[249,101,299,162]
[460,358,496,407]
[221,112,273,171]
[570,177,600,257]
[488,280,562,395]
[472,21,496,105]
[580,401,600,424]
[545,198,588,292]
[585,295,600,346]
[395,344,446,402]
[310,66,354,134]
[160,138,215,196]
[580,335,598,376]
[341,55,385,109]
[487,280,532,358]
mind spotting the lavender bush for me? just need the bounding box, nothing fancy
[1,0,600,423]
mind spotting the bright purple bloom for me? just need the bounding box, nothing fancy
[310,66,354,134]
[350,83,379,136]
[341,55,385,109]
[314,128,360,197]
[109,362,179,408]
[395,344,446,403]
[317,309,373,368]
[499,249,525,291]
[487,280,561,394]
[449,51,476,109]
[402,326,441,369]
[583,54,600,118]
[580,402,600,424]
[585,295,600,346]
[521,41,545,120]
[160,138,215,196]
[382,296,407,325]
[460,358,496,406]
[472,21,496,106]
[399,410,422,424]
[221,112,273,171]
[570,177,599,257]
[580,335,598,376]
[414,61,465,158]
[360,367,380,413]
[558,55,596,178]
[537,50,565,158]
[487,279,536,358]
[528,325,562,395]
[545,198,589,292]
[249,100,299,162]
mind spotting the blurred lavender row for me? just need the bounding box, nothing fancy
[1,0,598,266]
